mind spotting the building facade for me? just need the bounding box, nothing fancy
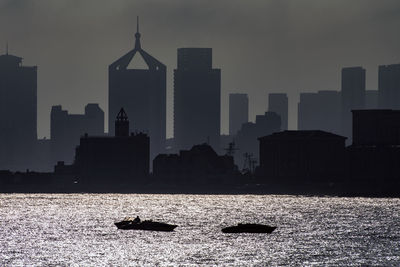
[258,130,346,182]
[229,93,248,136]
[378,63,400,109]
[352,109,400,146]
[0,52,37,171]
[51,104,104,165]
[348,109,400,183]
[365,90,379,109]
[297,90,341,135]
[75,109,149,190]
[153,143,237,185]
[235,111,281,170]
[173,48,221,151]
[341,67,366,140]
[268,93,288,130]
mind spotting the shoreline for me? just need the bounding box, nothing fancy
[1,182,399,198]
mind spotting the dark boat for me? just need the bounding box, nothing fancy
[114,217,177,232]
[222,223,276,233]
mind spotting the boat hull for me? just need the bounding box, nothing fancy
[115,220,177,232]
[222,224,276,233]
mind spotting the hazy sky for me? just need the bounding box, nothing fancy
[1,0,400,138]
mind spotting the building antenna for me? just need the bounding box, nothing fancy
[134,16,141,49]
[6,41,8,55]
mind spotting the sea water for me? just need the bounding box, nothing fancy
[0,194,399,266]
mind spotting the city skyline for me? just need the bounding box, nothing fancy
[2,2,400,266]
[1,28,399,171]
[1,0,400,138]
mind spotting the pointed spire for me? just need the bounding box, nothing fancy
[134,16,141,50]
[116,108,128,121]
[115,108,129,137]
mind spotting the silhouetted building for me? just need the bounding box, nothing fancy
[0,51,37,171]
[258,130,346,182]
[109,18,166,161]
[365,90,378,109]
[378,63,400,109]
[347,109,400,184]
[298,91,341,134]
[174,48,221,151]
[35,138,52,171]
[268,93,288,130]
[341,67,366,139]
[0,170,59,192]
[236,112,281,170]
[51,104,104,165]
[153,143,237,185]
[229,93,248,136]
[352,109,400,146]
[75,109,149,190]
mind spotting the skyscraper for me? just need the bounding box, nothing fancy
[341,66,366,139]
[365,90,378,109]
[109,18,166,161]
[229,93,248,136]
[235,111,281,170]
[268,93,288,130]
[51,104,104,165]
[378,63,400,109]
[298,90,341,134]
[174,48,221,151]
[0,51,37,170]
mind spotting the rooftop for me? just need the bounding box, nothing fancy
[0,53,22,67]
[259,130,347,141]
[109,17,165,71]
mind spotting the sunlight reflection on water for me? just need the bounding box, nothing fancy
[0,194,399,266]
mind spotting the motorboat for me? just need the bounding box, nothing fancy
[222,223,276,233]
[115,217,177,232]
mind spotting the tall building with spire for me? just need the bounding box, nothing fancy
[0,49,37,170]
[109,18,166,161]
[173,48,221,152]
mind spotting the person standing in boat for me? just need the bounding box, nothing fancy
[133,216,141,223]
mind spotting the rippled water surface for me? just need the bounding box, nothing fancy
[0,194,399,266]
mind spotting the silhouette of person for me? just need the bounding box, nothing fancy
[133,216,141,223]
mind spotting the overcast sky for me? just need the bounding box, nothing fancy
[1,0,400,138]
